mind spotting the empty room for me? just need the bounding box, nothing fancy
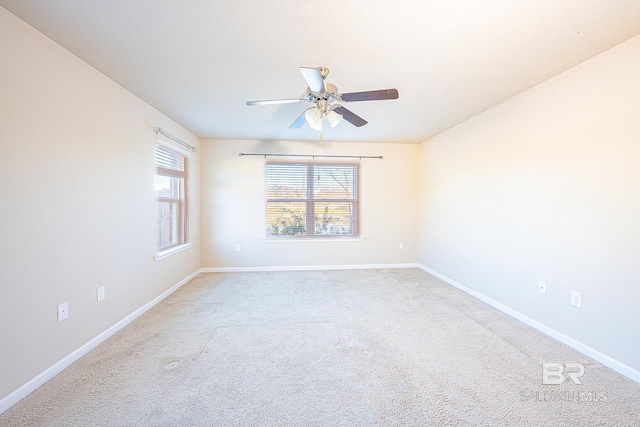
[1,1,639,425]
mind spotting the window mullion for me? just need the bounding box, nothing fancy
[306,164,315,236]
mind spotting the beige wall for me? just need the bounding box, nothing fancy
[3,1,639,409]
[201,139,419,268]
[419,35,640,372]
[0,7,200,401]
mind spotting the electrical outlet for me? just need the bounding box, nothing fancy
[538,281,546,295]
[399,242,404,249]
[235,244,241,252]
[57,302,69,321]
[97,287,105,302]
[571,291,582,308]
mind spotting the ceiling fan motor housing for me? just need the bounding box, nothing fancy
[307,82,339,112]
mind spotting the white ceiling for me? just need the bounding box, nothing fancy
[3,1,640,143]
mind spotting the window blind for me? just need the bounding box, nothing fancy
[265,162,358,237]
[155,144,188,250]
[155,145,185,173]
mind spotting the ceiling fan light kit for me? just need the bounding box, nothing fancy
[246,67,398,131]
[325,109,343,128]
[305,107,323,131]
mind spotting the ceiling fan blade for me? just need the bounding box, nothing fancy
[340,89,399,102]
[299,67,325,93]
[246,98,305,106]
[333,106,368,127]
[289,111,308,129]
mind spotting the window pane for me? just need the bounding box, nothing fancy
[156,175,180,199]
[314,202,356,235]
[266,164,307,199]
[313,165,356,200]
[155,144,187,252]
[265,162,358,238]
[266,202,307,236]
[158,201,178,249]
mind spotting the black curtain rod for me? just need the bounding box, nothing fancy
[239,153,383,160]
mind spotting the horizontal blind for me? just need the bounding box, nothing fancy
[266,163,307,200]
[266,162,358,237]
[155,145,185,172]
[313,164,357,200]
[155,144,188,250]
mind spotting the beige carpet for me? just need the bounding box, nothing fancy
[1,269,639,426]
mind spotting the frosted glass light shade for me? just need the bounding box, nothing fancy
[308,117,323,131]
[305,107,323,131]
[325,110,343,128]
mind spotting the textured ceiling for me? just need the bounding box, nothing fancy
[2,1,640,143]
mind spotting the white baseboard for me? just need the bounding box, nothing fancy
[2,264,416,414]
[0,269,201,415]
[201,263,420,273]
[418,264,640,384]
[7,263,635,416]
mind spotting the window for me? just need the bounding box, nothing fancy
[155,144,188,250]
[266,162,358,238]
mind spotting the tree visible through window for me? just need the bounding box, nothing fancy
[155,144,187,250]
[266,162,358,237]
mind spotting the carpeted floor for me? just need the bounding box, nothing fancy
[1,269,639,426]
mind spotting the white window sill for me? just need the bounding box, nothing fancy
[154,243,193,261]
[262,237,364,243]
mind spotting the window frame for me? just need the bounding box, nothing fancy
[155,140,190,253]
[265,161,359,239]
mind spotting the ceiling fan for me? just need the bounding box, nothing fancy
[246,67,399,131]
